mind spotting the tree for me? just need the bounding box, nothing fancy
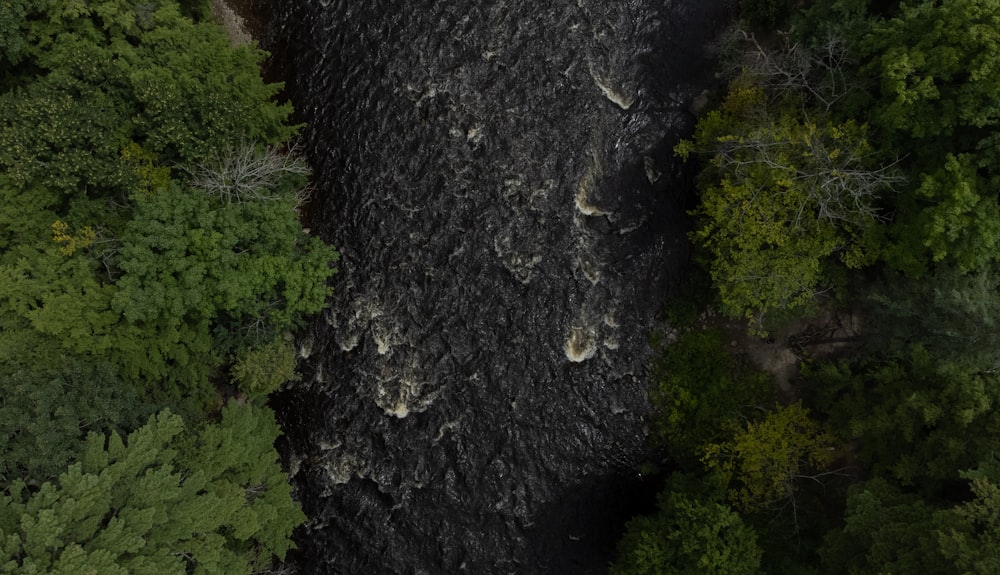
[820,478,960,575]
[719,27,853,113]
[0,180,335,407]
[21,0,295,162]
[739,0,794,30]
[649,329,772,464]
[113,181,336,353]
[938,463,1000,574]
[821,462,1000,575]
[230,337,301,400]
[0,404,305,574]
[0,0,332,408]
[841,1,1000,275]
[189,141,312,206]
[862,263,1000,370]
[808,346,1000,488]
[877,154,1000,277]
[0,0,45,66]
[701,402,838,517]
[859,0,1000,145]
[611,474,763,575]
[678,42,899,327]
[0,361,154,487]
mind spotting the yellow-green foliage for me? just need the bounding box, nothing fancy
[120,143,170,195]
[50,219,96,256]
[702,402,836,513]
[679,71,891,328]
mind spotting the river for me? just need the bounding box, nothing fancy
[236,1,734,572]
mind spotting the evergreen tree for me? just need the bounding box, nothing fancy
[0,403,305,574]
[0,360,153,486]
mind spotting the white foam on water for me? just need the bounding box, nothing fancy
[644,155,661,184]
[467,124,484,143]
[564,324,598,362]
[322,453,363,485]
[387,401,410,418]
[375,365,442,419]
[617,218,646,235]
[375,334,393,355]
[372,319,400,355]
[588,62,634,110]
[433,420,460,442]
[494,232,543,283]
[338,333,359,352]
[316,439,341,452]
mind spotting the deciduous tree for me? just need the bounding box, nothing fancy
[821,462,1000,575]
[702,402,838,516]
[649,329,772,464]
[679,46,899,327]
[611,474,763,575]
[809,347,1000,487]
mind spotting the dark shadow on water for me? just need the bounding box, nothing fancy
[526,469,667,574]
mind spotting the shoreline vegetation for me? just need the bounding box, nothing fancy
[612,1,1000,574]
[0,0,335,572]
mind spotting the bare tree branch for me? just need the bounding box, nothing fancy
[189,141,313,207]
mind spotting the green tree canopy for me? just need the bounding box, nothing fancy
[809,346,1000,488]
[678,41,898,327]
[821,462,1000,575]
[0,0,336,406]
[827,0,1000,275]
[859,0,1000,146]
[861,263,1000,370]
[610,474,763,575]
[0,361,154,487]
[0,403,305,575]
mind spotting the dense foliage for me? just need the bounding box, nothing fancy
[0,0,337,409]
[0,404,305,574]
[617,0,1000,572]
[0,0,337,571]
[611,475,762,575]
[648,329,771,463]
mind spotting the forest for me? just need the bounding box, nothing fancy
[611,0,1000,573]
[0,0,337,572]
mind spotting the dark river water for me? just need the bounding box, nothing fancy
[240,1,734,573]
